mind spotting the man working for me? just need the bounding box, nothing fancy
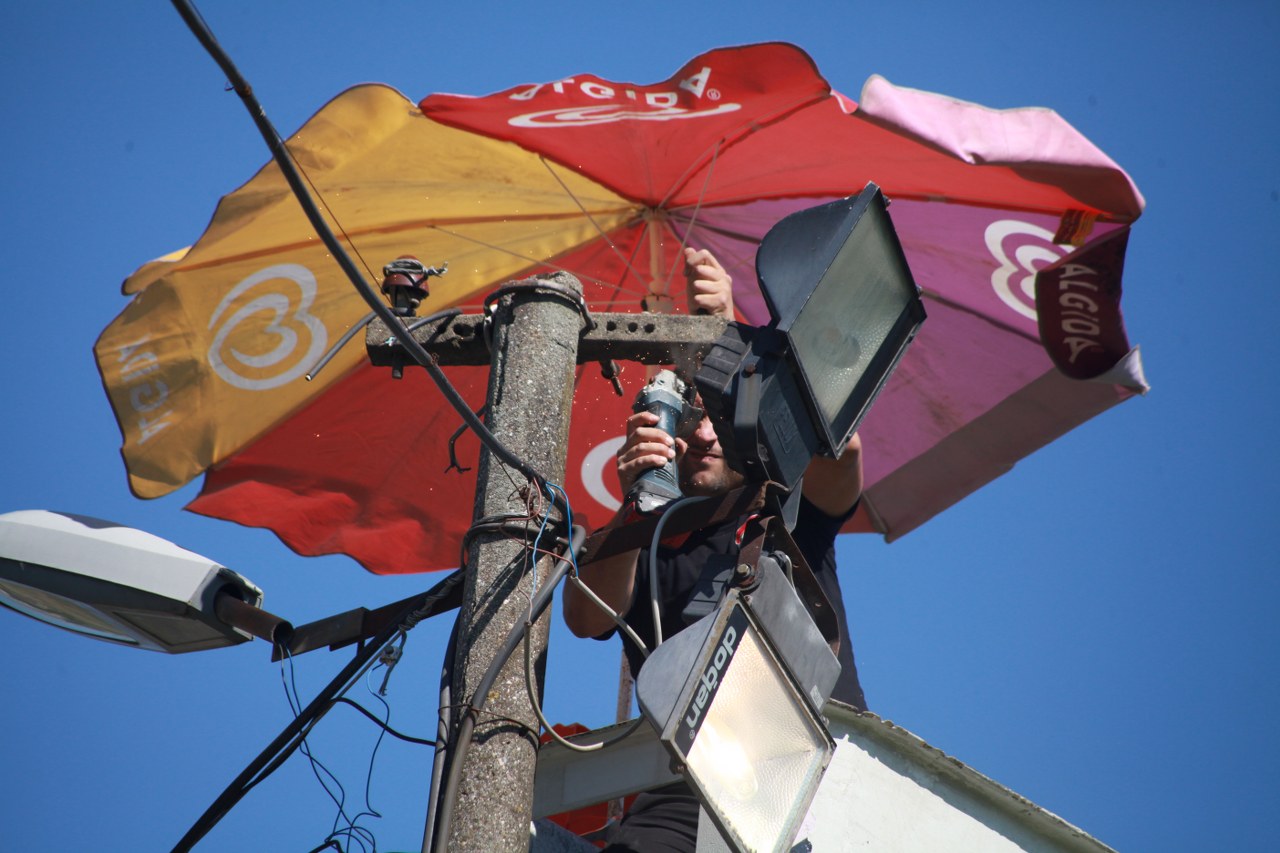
[562,247,867,852]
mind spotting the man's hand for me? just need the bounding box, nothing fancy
[684,247,734,318]
[615,410,679,496]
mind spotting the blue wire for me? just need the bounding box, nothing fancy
[529,490,555,593]
[543,482,577,573]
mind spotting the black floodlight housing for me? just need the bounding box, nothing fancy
[0,510,289,653]
[696,184,926,491]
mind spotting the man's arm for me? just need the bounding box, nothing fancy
[561,510,642,639]
[562,409,674,638]
[801,432,864,518]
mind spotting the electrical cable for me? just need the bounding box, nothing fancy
[562,574,650,660]
[423,511,562,853]
[252,623,402,804]
[523,481,666,752]
[306,310,375,381]
[170,569,465,853]
[458,514,548,570]
[304,840,343,853]
[167,6,639,847]
[529,498,715,753]
[307,306,464,383]
[648,495,710,648]
[522,485,651,752]
[523,626,648,753]
[419,617,458,853]
[169,0,568,516]
[323,671,394,853]
[281,648,357,836]
[482,279,595,334]
[328,698,438,747]
[528,494,555,615]
[428,525,585,853]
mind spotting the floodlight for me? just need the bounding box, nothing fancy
[696,183,926,490]
[0,510,288,653]
[636,556,839,853]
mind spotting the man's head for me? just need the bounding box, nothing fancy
[677,414,745,496]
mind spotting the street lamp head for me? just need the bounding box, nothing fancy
[0,509,285,653]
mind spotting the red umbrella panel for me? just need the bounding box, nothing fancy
[96,43,1147,574]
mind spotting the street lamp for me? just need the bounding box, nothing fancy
[0,509,289,653]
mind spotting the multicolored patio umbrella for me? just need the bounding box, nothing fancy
[95,42,1146,574]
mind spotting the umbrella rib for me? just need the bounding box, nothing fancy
[539,157,647,287]
[594,222,654,310]
[680,188,1129,225]
[664,208,1045,342]
[660,141,721,289]
[665,212,762,247]
[165,210,628,275]
[425,223,650,300]
[655,91,830,209]
[288,144,381,288]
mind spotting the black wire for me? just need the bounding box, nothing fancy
[428,526,585,853]
[648,495,710,647]
[304,841,343,853]
[333,681,392,851]
[170,569,465,853]
[164,7,584,848]
[458,515,566,570]
[168,0,564,511]
[404,307,464,335]
[281,648,357,834]
[331,697,437,747]
[420,617,459,852]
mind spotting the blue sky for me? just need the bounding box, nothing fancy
[2,1,1277,851]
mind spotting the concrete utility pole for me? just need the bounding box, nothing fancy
[444,273,584,853]
[368,279,726,853]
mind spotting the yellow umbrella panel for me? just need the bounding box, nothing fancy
[96,83,634,499]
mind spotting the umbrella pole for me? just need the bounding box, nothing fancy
[439,272,584,853]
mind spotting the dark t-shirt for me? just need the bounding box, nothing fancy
[603,495,866,710]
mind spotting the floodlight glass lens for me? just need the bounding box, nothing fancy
[790,217,908,426]
[686,627,830,853]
